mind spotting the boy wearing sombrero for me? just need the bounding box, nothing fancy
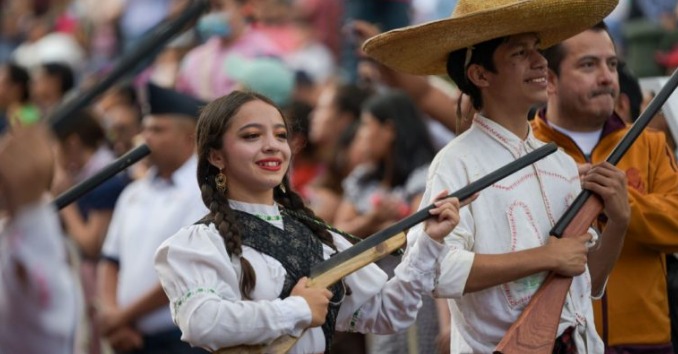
[364,1,630,353]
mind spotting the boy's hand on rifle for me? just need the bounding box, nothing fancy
[424,190,477,243]
[292,277,333,327]
[545,233,591,276]
[581,162,630,225]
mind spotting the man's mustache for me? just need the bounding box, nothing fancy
[591,87,616,98]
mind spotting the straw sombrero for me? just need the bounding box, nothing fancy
[363,0,618,75]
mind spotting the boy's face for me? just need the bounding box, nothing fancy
[549,29,619,129]
[481,33,548,112]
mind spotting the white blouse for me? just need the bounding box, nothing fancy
[154,200,446,353]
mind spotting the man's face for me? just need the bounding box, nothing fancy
[141,115,193,169]
[482,33,548,112]
[550,29,619,128]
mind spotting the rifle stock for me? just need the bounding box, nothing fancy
[213,233,407,354]
[497,67,678,353]
[494,197,602,353]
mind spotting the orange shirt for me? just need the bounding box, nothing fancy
[533,112,678,346]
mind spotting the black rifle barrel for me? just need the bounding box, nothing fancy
[551,68,678,237]
[311,142,559,277]
[54,144,150,209]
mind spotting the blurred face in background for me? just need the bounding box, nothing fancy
[198,0,249,42]
[356,111,394,163]
[104,105,142,157]
[141,115,195,176]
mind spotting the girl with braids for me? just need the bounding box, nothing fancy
[154,90,466,353]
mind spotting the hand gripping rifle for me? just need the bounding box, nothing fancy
[47,0,209,209]
[214,142,558,354]
[495,68,678,354]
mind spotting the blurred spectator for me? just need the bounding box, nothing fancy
[102,103,142,158]
[52,109,128,258]
[11,15,85,71]
[225,55,295,108]
[283,16,336,87]
[97,83,208,354]
[286,99,320,195]
[615,61,644,124]
[175,0,281,101]
[31,61,74,116]
[351,19,469,149]
[0,0,37,61]
[52,109,129,354]
[0,62,39,132]
[252,0,305,54]
[0,124,82,354]
[340,0,411,83]
[94,83,139,118]
[305,82,372,222]
[118,0,172,52]
[295,0,342,60]
[333,90,437,354]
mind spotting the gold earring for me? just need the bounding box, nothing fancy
[279,183,286,193]
[215,171,227,193]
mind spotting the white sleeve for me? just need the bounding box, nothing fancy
[154,224,312,351]
[406,163,477,299]
[334,229,446,334]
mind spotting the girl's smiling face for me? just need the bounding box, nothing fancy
[209,99,291,204]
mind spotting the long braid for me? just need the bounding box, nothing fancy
[200,179,257,299]
[274,176,337,252]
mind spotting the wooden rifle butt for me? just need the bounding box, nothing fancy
[495,196,603,353]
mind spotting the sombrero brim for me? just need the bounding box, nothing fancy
[363,0,618,75]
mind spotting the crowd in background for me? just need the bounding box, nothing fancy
[1,0,678,353]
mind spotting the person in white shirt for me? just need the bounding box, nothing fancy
[0,124,80,354]
[153,90,466,353]
[363,0,630,353]
[97,83,209,354]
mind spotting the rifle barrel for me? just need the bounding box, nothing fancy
[53,145,150,209]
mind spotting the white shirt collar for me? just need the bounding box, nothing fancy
[548,121,602,157]
[472,115,542,158]
[147,155,198,189]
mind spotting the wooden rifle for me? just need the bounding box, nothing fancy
[215,143,559,354]
[495,68,678,353]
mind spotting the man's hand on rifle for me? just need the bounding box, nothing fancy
[291,277,333,327]
[581,161,630,225]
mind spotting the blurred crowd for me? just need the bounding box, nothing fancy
[1,0,678,354]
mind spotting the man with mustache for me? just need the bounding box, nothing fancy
[533,22,678,353]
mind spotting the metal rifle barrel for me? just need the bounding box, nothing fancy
[53,145,150,209]
[551,67,678,237]
[310,142,559,277]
